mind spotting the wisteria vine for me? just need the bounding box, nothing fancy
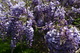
[0,0,80,53]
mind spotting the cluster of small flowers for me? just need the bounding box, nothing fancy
[0,0,34,49]
[72,7,80,14]
[45,25,80,53]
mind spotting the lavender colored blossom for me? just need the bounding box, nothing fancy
[45,25,80,53]
[11,8,24,17]
[25,19,34,46]
[32,0,42,6]
[54,6,66,19]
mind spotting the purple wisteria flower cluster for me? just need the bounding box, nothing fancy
[0,0,80,53]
